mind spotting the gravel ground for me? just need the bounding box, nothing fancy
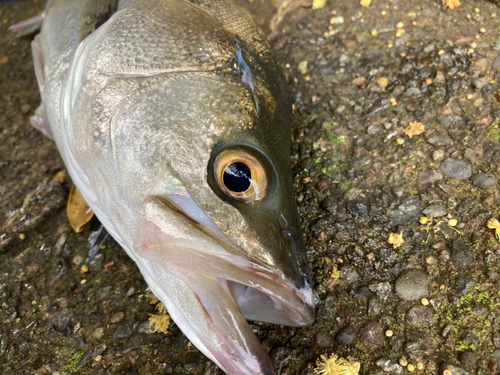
[1,0,500,374]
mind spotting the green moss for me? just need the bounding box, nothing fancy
[63,351,84,373]
[487,117,500,141]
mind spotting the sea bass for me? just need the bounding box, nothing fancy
[27,0,316,373]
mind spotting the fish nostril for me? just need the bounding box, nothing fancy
[281,230,291,240]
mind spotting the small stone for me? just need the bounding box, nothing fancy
[399,358,408,366]
[406,305,435,326]
[433,149,445,161]
[390,197,424,224]
[425,255,438,264]
[369,282,392,300]
[112,323,133,339]
[422,204,447,217]
[110,312,124,324]
[441,363,470,375]
[440,158,472,179]
[92,327,105,339]
[358,321,384,347]
[376,358,404,375]
[122,333,148,354]
[473,76,490,90]
[368,298,382,316]
[21,104,31,114]
[336,325,355,346]
[417,170,443,184]
[472,173,496,188]
[405,87,422,97]
[451,240,474,268]
[457,278,476,294]
[492,349,500,364]
[395,270,429,301]
[405,341,421,358]
[315,331,332,348]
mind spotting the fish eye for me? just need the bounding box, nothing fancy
[214,149,267,203]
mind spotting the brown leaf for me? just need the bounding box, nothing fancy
[67,184,93,232]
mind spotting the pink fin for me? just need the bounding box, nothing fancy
[9,13,44,37]
[30,103,53,140]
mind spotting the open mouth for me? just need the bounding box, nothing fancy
[132,194,316,374]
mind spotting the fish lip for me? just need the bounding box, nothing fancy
[158,193,316,327]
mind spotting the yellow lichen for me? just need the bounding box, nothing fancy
[331,266,341,279]
[314,354,360,375]
[147,294,171,334]
[388,232,404,249]
[312,0,326,9]
[360,0,371,7]
[487,218,500,241]
[403,121,425,138]
[443,0,460,9]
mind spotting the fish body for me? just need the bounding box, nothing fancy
[32,0,316,373]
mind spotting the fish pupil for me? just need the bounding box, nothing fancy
[223,162,251,193]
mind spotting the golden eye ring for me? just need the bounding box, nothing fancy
[214,149,267,203]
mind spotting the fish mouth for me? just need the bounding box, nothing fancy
[132,194,315,375]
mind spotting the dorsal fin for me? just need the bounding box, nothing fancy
[79,0,119,42]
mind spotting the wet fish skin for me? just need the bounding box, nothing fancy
[32,0,316,373]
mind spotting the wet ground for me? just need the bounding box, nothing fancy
[1,0,500,374]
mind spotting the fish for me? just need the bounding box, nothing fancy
[22,0,316,373]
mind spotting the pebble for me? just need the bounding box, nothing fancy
[441,363,470,375]
[358,321,384,347]
[113,323,133,339]
[346,200,368,216]
[110,312,124,323]
[422,204,447,217]
[457,278,476,294]
[405,341,421,358]
[315,331,332,348]
[433,149,445,161]
[369,282,392,300]
[406,305,435,326]
[492,349,500,364]
[440,158,472,179]
[460,351,478,367]
[368,298,382,316]
[53,233,68,256]
[472,173,496,188]
[405,87,422,97]
[92,327,105,339]
[456,198,480,218]
[335,325,355,346]
[451,240,474,268]
[20,104,31,114]
[395,270,429,301]
[122,333,148,354]
[390,197,424,224]
[427,135,454,146]
[376,357,404,374]
[417,170,443,184]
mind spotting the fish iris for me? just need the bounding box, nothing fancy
[223,162,251,193]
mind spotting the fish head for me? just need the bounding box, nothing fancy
[65,0,317,373]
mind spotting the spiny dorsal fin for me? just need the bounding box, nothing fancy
[79,0,119,42]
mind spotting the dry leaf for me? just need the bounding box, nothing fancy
[388,232,404,249]
[54,171,66,183]
[403,121,425,138]
[67,184,94,232]
[443,0,460,9]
